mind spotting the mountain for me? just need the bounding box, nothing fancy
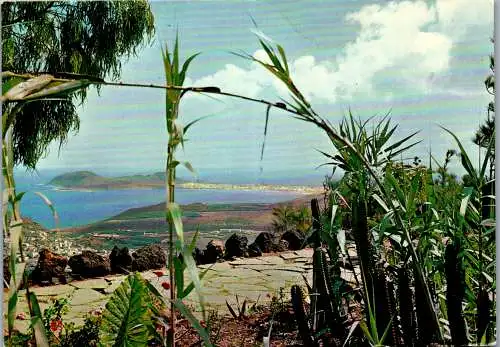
[48,171,186,190]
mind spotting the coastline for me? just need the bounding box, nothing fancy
[50,182,323,195]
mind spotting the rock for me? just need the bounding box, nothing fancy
[131,244,166,272]
[280,230,305,250]
[279,239,289,251]
[31,249,68,285]
[3,256,10,288]
[69,251,111,278]
[253,232,284,253]
[193,247,204,265]
[203,240,224,264]
[109,246,132,273]
[247,243,262,257]
[224,233,248,258]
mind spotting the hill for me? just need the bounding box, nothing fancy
[48,171,186,190]
[60,193,322,250]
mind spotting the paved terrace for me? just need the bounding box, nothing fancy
[4,248,360,334]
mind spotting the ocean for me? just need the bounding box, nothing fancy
[13,173,304,229]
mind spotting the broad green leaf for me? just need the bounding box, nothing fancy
[99,272,152,347]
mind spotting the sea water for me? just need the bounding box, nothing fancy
[15,178,301,229]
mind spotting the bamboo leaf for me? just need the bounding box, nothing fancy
[21,80,90,101]
[179,52,201,85]
[27,292,50,347]
[167,202,184,244]
[1,74,53,101]
[172,299,213,346]
[33,191,59,229]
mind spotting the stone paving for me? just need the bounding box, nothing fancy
[4,248,360,334]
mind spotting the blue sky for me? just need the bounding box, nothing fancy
[33,0,494,181]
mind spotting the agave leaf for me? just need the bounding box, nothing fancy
[479,128,496,178]
[372,193,389,213]
[441,126,478,184]
[99,272,152,347]
[226,300,238,319]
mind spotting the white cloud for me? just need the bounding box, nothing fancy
[188,0,492,104]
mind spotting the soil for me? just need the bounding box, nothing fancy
[171,305,303,347]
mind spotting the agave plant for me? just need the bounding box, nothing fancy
[239,35,444,343]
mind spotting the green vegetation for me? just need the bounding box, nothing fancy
[48,171,184,189]
[2,1,155,169]
[2,8,495,347]
[271,204,312,233]
[249,35,496,346]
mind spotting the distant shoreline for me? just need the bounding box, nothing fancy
[51,182,323,194]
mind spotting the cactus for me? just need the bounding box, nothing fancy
[445,239,467,346]
[398,267,416,346]
[414,270,439,345]
[477,286,492,343]
[291,285,316,347]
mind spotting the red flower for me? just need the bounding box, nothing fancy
[153,271,164,277]
[200,320,207,328]
[161,281,171,290]
[50,319,63,333]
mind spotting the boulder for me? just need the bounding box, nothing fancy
[280,230,305,250]
[203,240,224,264]
[69,251,111,278]
[279,239,289,251]
[254,232,286,253]
[131,244,166,272]
[109,246,132,273]
[31,249,68,285]
[247,243,262,257]
[224,233,248,258]
[193,247,205,265]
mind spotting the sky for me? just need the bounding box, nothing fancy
[31,0,494,182]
